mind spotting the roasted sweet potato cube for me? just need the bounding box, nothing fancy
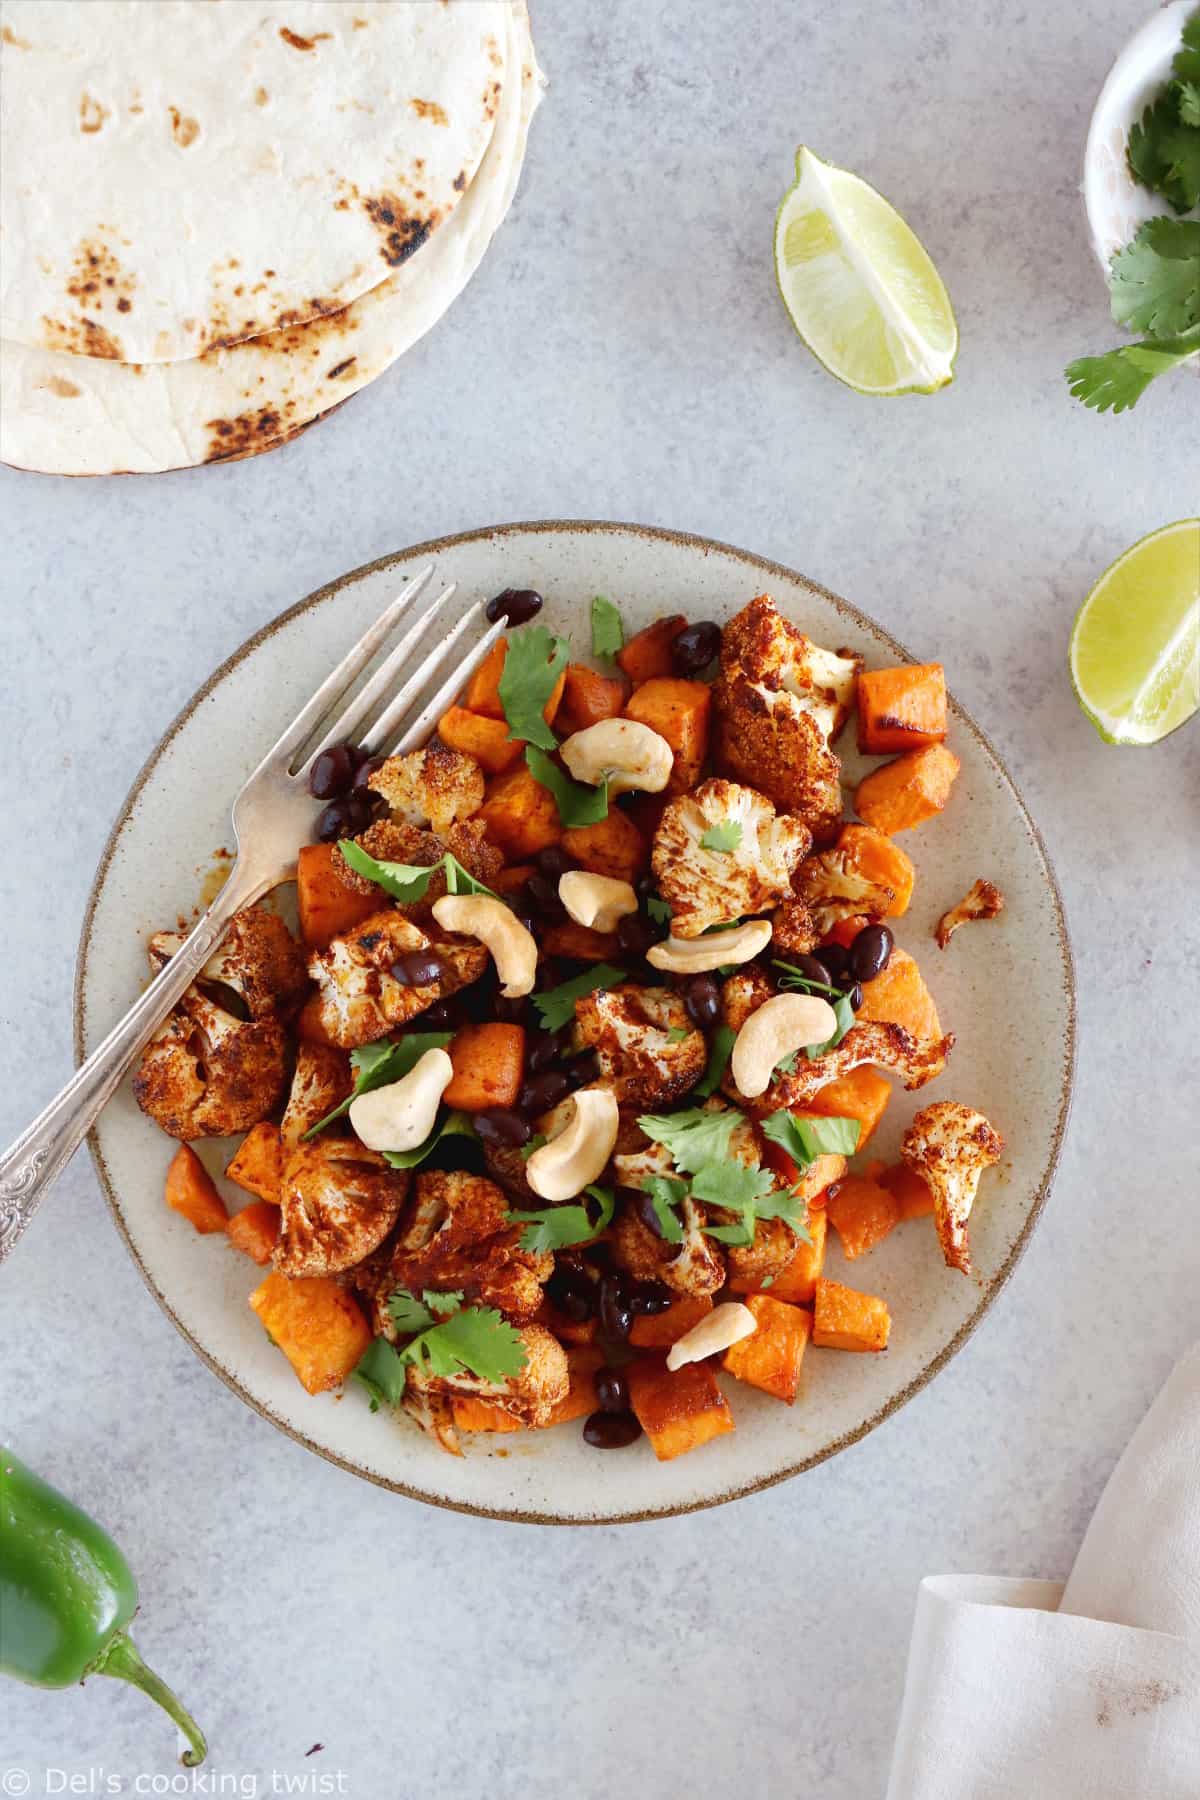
[537,1297,599,1347]
[437,706,524,776]
[764,1205,828,1304]
[812,1278,891,1352]
[443,1022,525,1111]
[296,843,380,950]
[856,663,947,755]
[452,1397,524,1434]
[879,1162,936,1220]
[855,743,960,835]
[562,808,648,884]
[857,949,943,1043]
[224,1122,284,1204]
[557,664,629,735]
[462,641,566,727]
[226,1200,281,1266]
[804,1066,893,1148]
[493,863,536,896]
[627,1358,735,1461]
[249,1271,372,1394]
[477,764,564,858]
[826,1174,901,1260]
[628,1293,714,1349]
[722,1294,812,1402]
[546,1345,605,1426]
[616,614,688,683]
[542,921,621,962]
[623,678,712,795]
[837,824,915,916]
[165,1145,228,1235]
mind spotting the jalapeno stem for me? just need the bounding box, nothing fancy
[93,1631,208,1767]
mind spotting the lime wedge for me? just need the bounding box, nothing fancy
[774,147,957,396]
[1070,519,1200,746]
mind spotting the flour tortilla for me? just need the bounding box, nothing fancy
[0,0,507,363]
[0,7,540,474]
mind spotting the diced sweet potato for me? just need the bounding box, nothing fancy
[822,914,870,950]
[493,863,536,896]
[812,1277,891,1352]
[722,1294,812,1402]
[837,824,915,916]
[616,614,688,683]
[826,1174,901,1260]
[804,1066,893,1148]
[537,1297,599,1347]
[879,1162,936,1220]
[224,1122,283,1204]
[621,790,670,847]
[855,743,960,835]
[545,1345,606,1426]
[542,920,621,962]
[758,1145,848,1209]
[249,1270,372,1394]
[296,992,337,1047]
[443,1022,526,1111]
[562,808,648,884]
[165,1145,228,1235]
[623,678,712,795]
[856,663,947,755]
[857,948,942,1042]
[452,1397,524,1433]
[296,843,380,951]
[760,1205,827,1304]
[557,663,628,735]
[462,641,566,727]
[437,705,524,775]
[627,1358,735,1461]
[477,764,564,858]
[226,1200,281,1266]
[628,1293,714,1349]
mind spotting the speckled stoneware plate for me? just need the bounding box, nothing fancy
[76,521,1075,1523]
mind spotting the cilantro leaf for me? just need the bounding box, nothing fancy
[752,1185,812,1240]
[646,894,672,925]
[387,1288,436,1334]
[505,1184,615,1254]
[774,959,844,999]
[382,1109,476,1169]
[699,820,743,853]
[1128,93,1200,212]
[761,1111,861,1167]
[1179,81,1200,128]
[520,1133,547,1160]
[337,842,497,904]
[399,1306,528,1384]
[692,1161,776,1211]
[760,1274,775,1289]
[532,963,627,1033]
[693,1024,735,1099]
[591,595,625,660]
[666,1025,692,1043]
[1176,11,1200,84]
[423,1289,463,1315]
[442,853,499,898]
[1109,219,1200,339]
[637,1105,742,1174]
[524,744,609,826]
[643,1175,688,1243]
[304,1029,454,1138]
[1065,333,1200,412]
[804,992,856,1059]
[352,1337,408,1412]
[497,626,570,751]
[701,1205,756,1246]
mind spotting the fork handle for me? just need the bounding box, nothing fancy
[0,864,257,1265]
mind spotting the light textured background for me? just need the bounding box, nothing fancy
[1,2,1197,1796]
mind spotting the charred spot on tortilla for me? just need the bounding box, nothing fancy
[169,106,200,148]
[254,86,269,106]
[205,404,292,460]
[452,170,467,191]
[65,239,136,317]
[117,297,132,313]
[410,98,449,126]
[326,358,357,380]
[278,27,330,52]
[363,195,439,267]
[44,376,82,399]
[79,93,108,134]
[2,23,32,48]
[41,314,123,359]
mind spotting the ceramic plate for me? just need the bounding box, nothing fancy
[76,521,1074,1523]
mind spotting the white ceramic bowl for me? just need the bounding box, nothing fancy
[76,522,1075,1523]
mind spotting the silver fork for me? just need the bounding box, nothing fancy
[0,565,506,1264]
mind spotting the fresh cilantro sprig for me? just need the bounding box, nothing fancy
[1065,332,1200,412]
[804,992,856,1059]
[498,626,570,751]
[699,820,743,853]
[353,1337,408,1412]
[643,1174,689,1243]
[761,1111,861,1167]
[637,1105,743,1173]
[382,1110,476,1170]
[524,745,609,827]
[646,894,672,925]
[532,963,627,1032]
[591,595,625,661]
[1127,10,1200,213]
[1109,219,1200,338]
[505,1184,615,1254]
[304,1030,454,1138]
[338,841,498,903]
[692,1024,735,1099]
[385,1289,528,1384]
[773,959,844,999]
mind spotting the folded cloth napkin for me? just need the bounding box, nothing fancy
[887,1342,1200,1799]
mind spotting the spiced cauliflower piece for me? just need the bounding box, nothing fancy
[402,1321,569,1452]
[573,984,706,1106]
[368,745,485,835]
[275,1137,409,1278]
[714,595,861,842]
[336,817,502,922]
[771,896,818,959]
[133,986,289,1140]
[375,1169,551,1325]
[306,909,487,1049]
[935,879,1005,949]
[280,1043,353,1149]
[651,777,811,938]
[795,843,896,938]
[901,1101,1004,1276]
[729,1019,953,1115]
[611,1136,727,1299]
[148,906,308,1019]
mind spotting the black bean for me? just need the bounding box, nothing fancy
[671,620,722,676]
[631,1189,666,1239]
[351,754,386,792]
[845,982,864,1012]
[849,923,894,985]
[568,1051,601,1089]
[536,844,574,880]
[617,913,657,956]
[486,588,544,627]
[628,1278,673,1316]
[524,873,564,917]
[471,1108,531,1148]
[594,1368,631,1414]
[819,942,851,983]
[526,1029,564,1073]
[788,953,834,990]
[683,973,721,1029]
[546,1264,596,1320]
[635,873,658,904]
[598,1274,632,1344]
[519,1070,570,1116]
[390,950,447,987]
[421,997,461,1030]
[314,799,355,843]
[583,1409,643,1449]
[308,744,356,800]
[344,791,375,834]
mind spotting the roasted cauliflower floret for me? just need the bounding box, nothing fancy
[795,844,894,937]
[376,1170,551,1325]
[572,984,705,1105]
[726,1017,953,1116]
[901,1101,1004,1276]
[402,1321,570,1451]
[148,906,308,1019]
[280,1043,353,1149]
[935,879,1006,949]
[651,777,811,938]
[306,909,487,1049]
[133,986,289,1140]
[771,896,818,959]
[610,1192,726,1298]
[368,745,485,835]
[275,1136,409,1278]
[714,595,861,842]
[337,817,502,922]
[720,963,776,1032]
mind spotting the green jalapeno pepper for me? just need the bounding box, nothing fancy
[0,1446,207,1765]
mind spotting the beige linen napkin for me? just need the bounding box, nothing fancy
[886,1342,1200,1798]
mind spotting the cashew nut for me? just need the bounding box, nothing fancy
[431,895,537,997]
[666,1301,757,1371]
[730,992,838,1098]
[349,1048,453,1152]
[558,871,639,934]
[559,718,674,796]
[647,918,772,975]
[524,1085,620,1201]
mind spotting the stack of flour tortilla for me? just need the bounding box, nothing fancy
[0,1,541,475]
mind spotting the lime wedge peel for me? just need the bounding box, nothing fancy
[774,147,958,397]
[1069,519,1200,746]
